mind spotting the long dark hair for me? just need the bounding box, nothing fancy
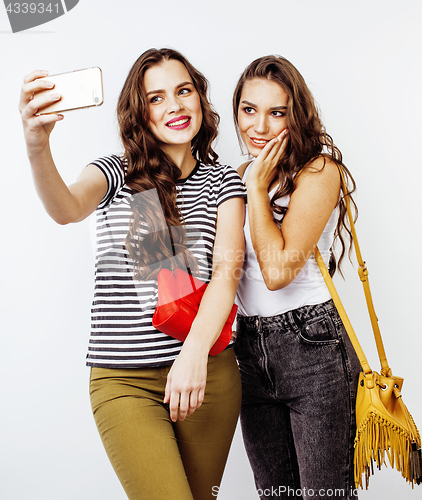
[117,48,220,279]
[233,55,357,275]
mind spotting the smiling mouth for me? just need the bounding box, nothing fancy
[250,137,270,147]
[166,117,190,128]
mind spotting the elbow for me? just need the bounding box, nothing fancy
[53,215,71,225]
[261,267,297,291]
[211,263,243,298]
[50,213,78,225]
[43,196,85,225]
[263,276,292,291]
[264,279,279,292]
[47,206,84,225]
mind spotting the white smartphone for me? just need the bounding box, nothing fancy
[36,67,104,115]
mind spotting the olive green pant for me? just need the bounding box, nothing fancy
[89,348,241,500]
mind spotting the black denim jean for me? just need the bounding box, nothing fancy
[234,300,361,500]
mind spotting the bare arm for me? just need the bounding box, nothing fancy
[246,138,340,290]
[19,70,107,224]
[164,196,245,422]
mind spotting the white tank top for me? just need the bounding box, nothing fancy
[236,164,338,317]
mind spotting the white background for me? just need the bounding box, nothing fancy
[1,1,421,499]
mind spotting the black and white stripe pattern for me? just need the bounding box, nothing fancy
[86,155,246,368]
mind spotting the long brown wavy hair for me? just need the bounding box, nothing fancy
[117,48,220,279]
[233,55,357,275]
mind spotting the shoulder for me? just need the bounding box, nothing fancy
[198,162,243,182]
[215,163,246,188]
[89,154,126,209]
[296,156,340,186]
[292,156,341,206]
[88,154,125,184]
[89,154,125,175]
[237,160,253,180]
[195,163,246,204]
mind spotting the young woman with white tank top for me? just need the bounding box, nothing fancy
[232,55,361,500]
[237,162,338,317]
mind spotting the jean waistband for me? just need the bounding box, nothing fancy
[237,299,336,332]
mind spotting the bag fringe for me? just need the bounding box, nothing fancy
[354,410,422,489]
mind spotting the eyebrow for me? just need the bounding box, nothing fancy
[241,100,287,111]
[146,81,194,96]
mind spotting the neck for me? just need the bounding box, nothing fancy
[161,143,197,179]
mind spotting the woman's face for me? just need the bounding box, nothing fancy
[237,78,288,157]
[144,59,203,152]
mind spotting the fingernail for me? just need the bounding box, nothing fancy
[41,70,49,76]
[45,82,54,88]
[51,93,60,100]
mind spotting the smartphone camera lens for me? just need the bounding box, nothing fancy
[93,89,101,105]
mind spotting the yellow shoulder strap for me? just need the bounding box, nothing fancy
[315,167,392,377]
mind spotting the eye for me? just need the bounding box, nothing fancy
[149,95,163,104]
[179,88,191,96]
[242,106,255,114]
[271,110,285,117]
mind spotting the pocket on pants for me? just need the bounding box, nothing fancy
[299,314,339,346]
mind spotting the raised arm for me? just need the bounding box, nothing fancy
[247,146,340,290]
[164,196,245,422]
[19,70,107,224]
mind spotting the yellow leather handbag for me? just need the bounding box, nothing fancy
[314,172,421,489]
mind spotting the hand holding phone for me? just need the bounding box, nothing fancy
[36,67,104,115]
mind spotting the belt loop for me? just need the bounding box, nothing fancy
[255,316,261,333]
[287,309,299,332]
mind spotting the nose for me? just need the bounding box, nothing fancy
[254,113,269,135]
[168,95,184,114]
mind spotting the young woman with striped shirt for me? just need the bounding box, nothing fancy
[19,48,245,500]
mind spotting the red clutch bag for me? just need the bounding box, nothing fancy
[152,268,238,356]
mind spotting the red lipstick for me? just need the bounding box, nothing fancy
[166,115,191,130]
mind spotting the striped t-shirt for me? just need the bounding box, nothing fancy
[86,155,246,368]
